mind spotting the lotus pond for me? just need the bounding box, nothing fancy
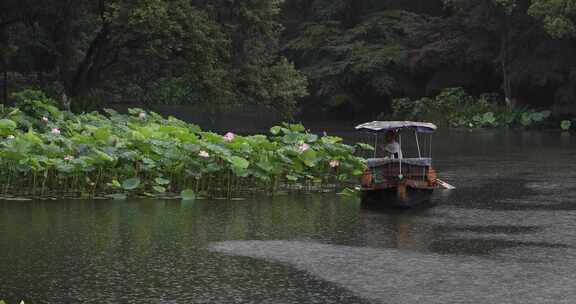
[0,90,367,201]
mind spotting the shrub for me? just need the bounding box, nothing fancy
[390,88,555,129]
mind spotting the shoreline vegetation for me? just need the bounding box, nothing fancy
[387,88,574,131]
[0,90,368,201]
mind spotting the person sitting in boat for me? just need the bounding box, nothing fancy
[383,131,403,159]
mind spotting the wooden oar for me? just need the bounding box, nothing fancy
[437,179,456,190]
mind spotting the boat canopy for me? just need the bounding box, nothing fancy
[366,157,432,168]
[355,121,437,133]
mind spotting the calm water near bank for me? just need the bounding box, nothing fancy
[1,130,576,303]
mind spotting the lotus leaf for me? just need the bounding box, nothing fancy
[356,143,374,151]
[338,187,360,198]
[520,113,533,126]
[128,108,146,116]
[129,130,146,141]
[94,128,112,142]
[304,133,318,143]
[321,136,343,144]
[256,160,274,172]
[482,112,496,125]
[301,149,318,167]
[284,123,306,132]
[181,189,196,201]
[108,193,128,200]
[204,143,231,156]
[0,119,17,135]
[153,185,167,193]
[94,150,116,163]
[228,156,250,169]
[111,180,122,188]
[205,162,222,172]
[232,167,250,177]
[121,177,141,190]
[23,130,43,145]
[154,177,170,185]
[56,163,74,173]
[270,126,286,135]
[282,131,303,144]
[103,108,119,116]
[286,174,298,181]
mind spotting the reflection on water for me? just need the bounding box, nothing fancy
[1,130,576,303]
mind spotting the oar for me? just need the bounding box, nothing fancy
[437,179,456,190]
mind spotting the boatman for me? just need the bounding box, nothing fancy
[383,131,403,159]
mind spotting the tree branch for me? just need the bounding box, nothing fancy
[70,23,112,96]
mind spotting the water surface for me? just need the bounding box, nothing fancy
[1,130,576,303]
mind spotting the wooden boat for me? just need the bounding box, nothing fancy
[356,121,454,209]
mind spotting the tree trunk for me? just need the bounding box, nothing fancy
[342,0,363,28]
[501,15,513,109]
[57,1,77,110]
[56,3,115,112]
[2,69,7,105]
[0,24,8,105]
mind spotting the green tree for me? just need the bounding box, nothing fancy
[529,0,576,37]
[1,0,308,116]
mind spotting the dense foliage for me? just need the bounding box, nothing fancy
[282,0,576,118]
[0,90,366,200]
[2,0,576,119]
[0,0,307,116]
[389,87,572,129]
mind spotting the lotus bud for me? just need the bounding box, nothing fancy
[329,160,340,168]
[199,150,210,158]
[223,132,235,142]
[298,143,310,153]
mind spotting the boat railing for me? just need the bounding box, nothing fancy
[364,157,435,186]
[366,157,431,168]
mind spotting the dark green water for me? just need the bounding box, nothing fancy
[1,130,576,303]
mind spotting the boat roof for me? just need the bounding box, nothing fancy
[366,158,432,168]
[355,121,437,133]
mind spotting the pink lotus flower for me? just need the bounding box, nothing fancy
[138,112,146,119]
[198,150,210,158]
[42,116,49,123]
[298,143,310,153]
[64,155,74,161]
[7,135,15,139]
[329,160,340,168]
[51,128,61,135]
[223,132,235,142]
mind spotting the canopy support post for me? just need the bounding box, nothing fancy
[373,133,378,158]
[415,131,421,158]
[399,133,402,179]
[429,134,433,163]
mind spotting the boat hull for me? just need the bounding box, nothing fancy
[361,186,434,209]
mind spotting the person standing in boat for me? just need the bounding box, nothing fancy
[383,131,403,159]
